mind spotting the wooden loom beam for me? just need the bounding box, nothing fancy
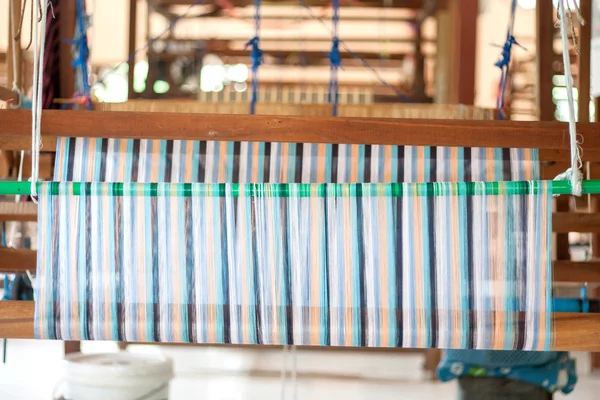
[0,300,597,350]
[2,110,600,149]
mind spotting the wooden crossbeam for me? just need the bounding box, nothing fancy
[554,261,600,283]
[0,300,596,350]
[2,247,599,283]
[0,248,37,272]
[0,202,37,221]
[1,110,600,151]
[553,213,600,233]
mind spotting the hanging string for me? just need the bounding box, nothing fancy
[297,0,413,103]
[494,0,523,120]
[9,0,21,100]
[30,0,49,200]
[556,0,583,196]
[62,0,92,110]
[329,0,341,116]
[245,0,263,115]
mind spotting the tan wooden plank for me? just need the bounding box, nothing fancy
[0,202,37,221]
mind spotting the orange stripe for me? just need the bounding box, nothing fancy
[310,195,321,345]
[414,195,424,348]
[486,148,495,181]
[350,146,359,182]
[281,144,289,182]
[151,140,160,182]
[378,194,390,345]
[417,147,425,182]
[384,146,392,182]
[206,197,216,343]
[451,190,461,348]
[219,143,228,181]
[185,141,194,182]
[317,144,326,182]
[171,195,182,342]
[343,194,353,345]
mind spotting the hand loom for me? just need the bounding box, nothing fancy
[1,0,600,353]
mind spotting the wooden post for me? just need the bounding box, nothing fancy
[579,0,592,124]
[435,6,451,104]
[128,0,138,99]
[536,0,555,121]
[6,0,22,93]
[447,0,477,105]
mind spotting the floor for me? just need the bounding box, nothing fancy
[0,340,599,399]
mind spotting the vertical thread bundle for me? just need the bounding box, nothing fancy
[35,181,553,350]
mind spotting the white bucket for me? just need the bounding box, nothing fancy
[60,352,174,400]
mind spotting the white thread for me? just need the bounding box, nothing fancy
[30,0,48,201]
[7,150,26,248]
[586,161,592,260]
[557,0,583,196]
[8,0,22,108]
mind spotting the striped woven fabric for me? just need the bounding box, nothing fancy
[35,181,552,349]
[53,137,539,184]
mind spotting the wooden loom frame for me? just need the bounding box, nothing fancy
[0,109,600,350]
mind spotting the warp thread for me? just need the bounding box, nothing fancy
[245,0,263,115]
[329,0,341,116]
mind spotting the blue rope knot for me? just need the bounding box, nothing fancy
[494,35,519,69]
[245,36,263,69]
[329,37,342,70]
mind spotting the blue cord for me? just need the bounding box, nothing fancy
[61,0,92,110]
[297,0,413,103]
[245,0,263,115]
[329,0,341,116]
[495,0,522,120]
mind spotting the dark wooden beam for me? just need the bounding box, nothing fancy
[128,0,138,100]
[553,212,600,233]
[448,0,477,105]
[554,261,600,283]
[2,110,600,150]
[578,0,592,124]
[536,0,555,121]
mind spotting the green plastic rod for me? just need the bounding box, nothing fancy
[1,180,600,197]
[0,181,31,196]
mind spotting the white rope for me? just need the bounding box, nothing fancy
[557,0,583,196]
[30,0,48,200]
[9,0,20,95]
[7,150,26,248]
